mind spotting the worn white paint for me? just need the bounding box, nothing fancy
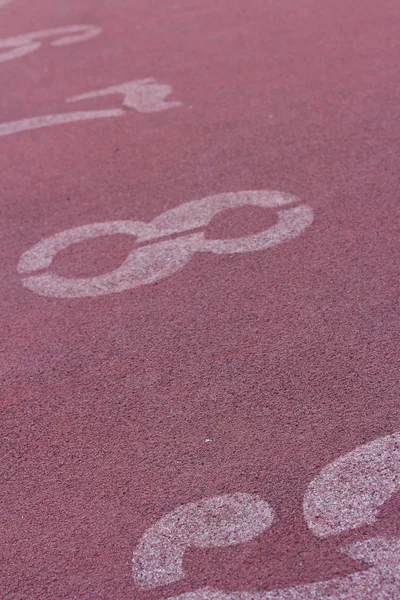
[303,432,400,537]
[132,493,274,589]
[138,432,400,598]
[67,78,183,113]
[17,190,313,298]
[20,229,204,298]
[0,25,101,63]
[18,221,148,274]
[0,109,124,138]
[163,537,400,599]
[0,79,182,138]
[139,190,311,244]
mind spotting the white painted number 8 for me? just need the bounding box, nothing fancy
[17,190,313,298]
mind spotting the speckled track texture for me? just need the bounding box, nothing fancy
[1,1,400,599]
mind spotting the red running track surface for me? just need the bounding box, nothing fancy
[1,0,400,598]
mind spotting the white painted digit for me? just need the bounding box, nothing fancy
[132,493,274,589]
[17,190,313,298]
[303,432,400,537]
[0,79,182,138]
[147,432,400,598]
[0,25,101,63]
[67,78,183,113]
[0,109,124,138]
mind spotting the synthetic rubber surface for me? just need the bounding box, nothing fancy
[1,1,400,599]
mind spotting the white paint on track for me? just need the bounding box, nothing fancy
[133,432,400,598]
[0,25,101,63]
[132,493,274,589]
[303,432,400,537]
[0,79,182,138]
[67,79,183,113]
[163,537,400,599]
[0,109,124,137]
[17,190,314,298]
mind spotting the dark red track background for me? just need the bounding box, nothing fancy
[1,0,400,598]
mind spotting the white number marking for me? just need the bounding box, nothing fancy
[132,432,400,598]
[0,109,124,137]
[132,493,274,589]
[0,79,182,138]
[67,78,183,113]
[303,432,400,537]
[17,190,313,298]
[0,25,101,63]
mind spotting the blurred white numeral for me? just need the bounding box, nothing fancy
[0,25,101,63]
[0,79,182,138]
[67,78,183,113]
